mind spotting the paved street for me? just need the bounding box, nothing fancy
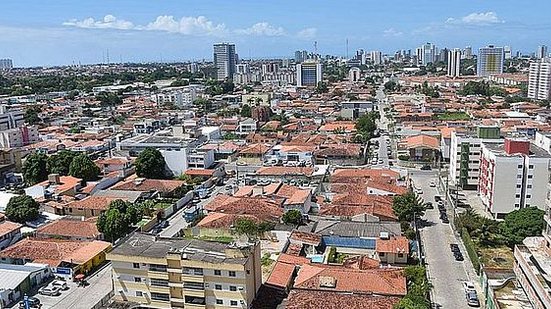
[410,171,480,309]
[21,264,113,309]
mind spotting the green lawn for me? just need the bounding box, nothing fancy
[435,112,470,121]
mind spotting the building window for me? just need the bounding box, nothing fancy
[516,184,521,188]
[214,269,221,276]
[246,270,250,275]
[517,164,523,168]
[133,263,140,269]
[515,194,521,198]
[215,284,222,290]
[529,165,534,169]
[182,267,203,276]
[149,264,167,272]
[216,299,223,305]
[514,204,520,208]
[527,195,531,198]
[379,252,385,257]
[136,291,143,297]
[528,175,533,179]
[229,271,236,277]
[517,175,522,179]
[134,277,142,283]
[150,292,170,302]
[230,300,238,306]
[183,281,205,290]
[527,184,532,188]
[230,286,237,292]
[151,279,169,287]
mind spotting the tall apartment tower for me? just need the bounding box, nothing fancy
[296,61,322,87]
[0,59,13,70]
[528,59,551,100]
[447,49,462,77]
[477,45,504,76]
[213,43,236,81]
[370,51,382,65]
[504,46,512,60]
[420,43,436,65]
[462,46,473,59]
[536,45,548,59]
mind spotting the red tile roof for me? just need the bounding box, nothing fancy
[376,236,410,254]
[0,219,22,238]
[265,261,295,288]
[404,134,440,150]
[36,217,100,239]
[204,195,284,222]
[65,196,121,211]
[284,290,401,309]
[111,178,185,193]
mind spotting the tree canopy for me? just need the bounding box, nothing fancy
[354,111,379,143]
[135,148,168,179]
[500,207,544,247]
[69,154,100,181]
[24,105,42,125]
[394,266,431,309]
[240,104,252,118]
[5,195,40,223]
[392,192,425,222]
[96,199,141,242]
[96,92,122,107]
[47,150,78,176]
[282,209,302,225]
[23,153,48,185]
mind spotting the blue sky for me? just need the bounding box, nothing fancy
[1,0,550,67]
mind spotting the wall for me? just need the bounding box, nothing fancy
[160,149,188,177]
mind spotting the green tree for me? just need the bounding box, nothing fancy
[47,150,78,176]
[500,207,545,247]
[97,199,141,242]
[135,148,167,179]
[24,105,42,125]
[384,81,399,92]
[394,266,431,309]
[5,195,40,223]
[23,153,48,185]
[315,81,328,94]
[240,104,252,118]
[96,92,122,107]
[234,218,259,238]
[69,154,100,181]
[282,209,302,225]
[354,111,378,143]
[193,98,212,113]
[392,192,425,222]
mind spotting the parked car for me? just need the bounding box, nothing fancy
[454,251,464,261]
[19,297,41,308]
[51,279,69,290]
[420,165,432,170]
[160,221,169,228]
[39,286,61,296]
[450,244,460,253]
[424,202,434,209]
[463,281,476,293]
[429,180,436,187]
[466,291,480,307]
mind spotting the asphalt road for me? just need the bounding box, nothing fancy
[411,171,480,309]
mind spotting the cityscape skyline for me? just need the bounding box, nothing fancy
[2,0,551,66]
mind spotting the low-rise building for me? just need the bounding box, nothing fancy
[107,233,262,309]
[0,263,52,307]
[0,214,22,250]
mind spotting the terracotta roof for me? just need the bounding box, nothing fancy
[376,236,410,254]
[239,143,272,155]
[265,261,295,288]
[184,169,215,177]
[64,196,121,211]
[204,195,284,222]
[289,231,321,245]
[111,178,185,193]
[36,176,82,195]
[95,157,131,166]
[404,134,440,150]
[315,144,362,157]
[366,180,408,195]
[293,264,406,296]
[277,253,310,265]
[196,213,259,229]
[332,168,399,180]
[284,290,401,309]
[0,238,111,267]
[36,217,100,239]
[0,219,22,237]
[342,256,381,270]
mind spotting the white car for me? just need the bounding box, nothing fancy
[429,181,436,187]
[415,188,423,195]
[51,280,69,290]
[38,286,61,296]
[462,281,476,293]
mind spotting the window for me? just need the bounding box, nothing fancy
[528,175,533,179]
[182,267,203,276]
[229,271,236,277]
[246,270,250,275]
[133,263,140,269]
[216,299,224,305]
[136,291,143,297]
[231,300,238,306]
[150,279,169,287]
[150,292,170,301]
[398,253,404,258]
[134,277,142,283]
[515,194,521,198]
[527,195,532,198]
[230,286,237,291]
[514,204,520,208]
[215,284,222,290]
[184,281,205,290]
[149,264,167,272]
[517,164,523,168]
[517,175,522,179]
[527,184,532,189]
[529,165,534,169]
[379,252,385,257]
[516,184,521,188]
[214,269,221,276]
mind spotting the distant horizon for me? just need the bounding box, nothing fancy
[1,0,551,67]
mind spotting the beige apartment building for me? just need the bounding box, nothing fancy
[107,233,261,309]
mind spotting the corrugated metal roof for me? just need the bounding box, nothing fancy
[0,269,31,290]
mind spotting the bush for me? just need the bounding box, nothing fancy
[398,155,410,161]
[461,228,481,274]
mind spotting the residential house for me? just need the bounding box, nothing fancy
[36,217,101,240]
[24,174,82,200]
[0,214,22,250]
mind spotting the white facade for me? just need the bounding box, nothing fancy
[477,45,504,77]
[237,118,257,135]
[528,59,551,100]
[0,106,24,131]
[447,49,461,77]
[153,87,197,108]
[536,45,548,59]
[449,133,483,187]
[213,43,236,81]
[348,67,361,82]
[0,126,39,148]
[370,51,382,65]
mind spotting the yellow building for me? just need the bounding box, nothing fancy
[107,233,262,309]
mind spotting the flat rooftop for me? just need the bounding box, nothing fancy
[483,142,551,158]
[110,233,252,265]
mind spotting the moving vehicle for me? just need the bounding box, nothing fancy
[19,297,41,308]
[466,291,480,307]
[38,286,61,296]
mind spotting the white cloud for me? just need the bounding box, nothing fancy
[446,12,503,26]
[383,28,403,37]
[62,15,134,30]
[143,15,227,36]
[296,27,317,39]
[235,22,285,36]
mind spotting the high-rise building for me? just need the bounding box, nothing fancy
[477,45,504,76]
[438,48,449,64]
[536,45,548,59]
[447,49,462,77]
[370,51,382,65]
[0,59,13,70]
[296,61,322,87]
[213,43,236,81]
[528,59,551,100]
[420,43,436,65]
[504,46,512,60]
[349,67,361,82]
[108,233,262,309]
[294,50,308,63]
[462,46,473,59]
[415,47,423,65]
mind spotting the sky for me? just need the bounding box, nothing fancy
[1,0,550,67]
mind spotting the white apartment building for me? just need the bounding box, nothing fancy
[528,59,551,100]
[213,43,237,81]
[237,118,257,135]
[0,126,39,148]
[447,49,461,77]
[448,127,501,188]
[370,51,382,65]
[477,45,504,77]
[478,139,551,219]
[153,87,198,108]
[0,106,24,130]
